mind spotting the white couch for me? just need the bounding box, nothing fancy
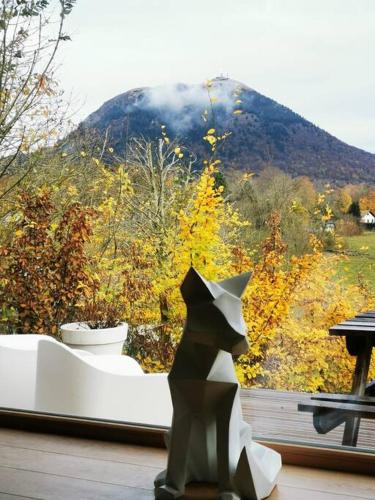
[0,334,172,427]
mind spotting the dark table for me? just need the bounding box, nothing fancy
[299,311,375,447]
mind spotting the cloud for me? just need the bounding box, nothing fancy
[141,78,242,132]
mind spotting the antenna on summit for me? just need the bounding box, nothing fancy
[216,73,229,81]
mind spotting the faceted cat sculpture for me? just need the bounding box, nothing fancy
[154,267,281,500]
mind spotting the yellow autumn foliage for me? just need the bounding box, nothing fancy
[264,255,375,392]
[1,141,374,394]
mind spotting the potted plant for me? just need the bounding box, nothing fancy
[61,300,128,355]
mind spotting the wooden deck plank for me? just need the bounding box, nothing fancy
[0,430,373,500]
[0,428,166,468]
[0,495,37,500]
[0,466,153,500]
[276,465,375,498]
[0,444,159,490]
[268,486,372,500]
[241,389,375,450]
[183,483,375,500]
[0,446,372,500]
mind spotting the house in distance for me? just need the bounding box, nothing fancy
[360,210,375,227]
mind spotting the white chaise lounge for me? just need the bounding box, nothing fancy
[0,334,59,410]
[35,339,172,426]
[0,334,172,427]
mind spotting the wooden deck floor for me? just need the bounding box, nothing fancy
[0,428,373,499]
[242,389,374,450]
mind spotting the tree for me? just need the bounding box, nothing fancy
[125,136,195,247]
[233,213,322,386]
[228,168,319,256]
[126,163,248,371]
[294,176,316,208]
[348,200,361,218]
[333,188,352,215]
[359,188,375,213]
[0,0,76,201]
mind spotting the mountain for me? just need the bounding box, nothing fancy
[79,77,375,184]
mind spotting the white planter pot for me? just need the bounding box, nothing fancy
[60,322,128,355]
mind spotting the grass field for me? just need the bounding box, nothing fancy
[337,231,375,288]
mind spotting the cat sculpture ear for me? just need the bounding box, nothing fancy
[180,267,215,304]
[218,271,252,298]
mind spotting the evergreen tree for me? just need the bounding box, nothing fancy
[348,201,361,218]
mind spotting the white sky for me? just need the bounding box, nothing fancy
[58,0,375,153]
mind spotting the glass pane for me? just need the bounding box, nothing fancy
[0,0,374,461]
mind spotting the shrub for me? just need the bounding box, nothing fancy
[75,299,123,329]
[0,189,97,334]
[336,216,362,236]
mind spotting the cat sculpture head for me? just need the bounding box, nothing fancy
[180,267,251,355]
